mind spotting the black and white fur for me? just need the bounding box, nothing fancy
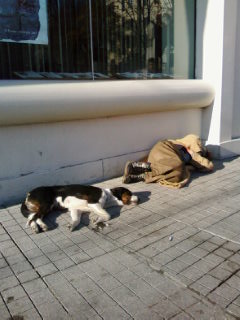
[21,185,138,233]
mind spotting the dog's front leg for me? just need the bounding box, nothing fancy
[26,213,39,233]
[88,204,111,227]
[29,220,39,234]
[36,218,48,232]
[68,209,82,231]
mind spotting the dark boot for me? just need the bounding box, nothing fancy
[122,173,145,184]
[123,161,151,176]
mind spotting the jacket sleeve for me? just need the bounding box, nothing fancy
[189,152,214,172]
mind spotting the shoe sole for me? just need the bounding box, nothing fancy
[122,161,132,184]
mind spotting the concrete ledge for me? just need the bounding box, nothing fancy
[0,80,215,126]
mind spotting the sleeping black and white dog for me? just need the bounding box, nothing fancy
[21,184,138,233]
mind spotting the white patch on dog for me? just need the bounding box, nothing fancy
[36,218,48,231]
[103,189,124,208]
[26,213,37,227]
[130,195,139,205]
[30,220,39,233]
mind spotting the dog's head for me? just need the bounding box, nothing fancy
[110,187,139,205]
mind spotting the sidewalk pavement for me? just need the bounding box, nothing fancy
[1,157,240,319]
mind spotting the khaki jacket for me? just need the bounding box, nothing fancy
[144,134,214,188]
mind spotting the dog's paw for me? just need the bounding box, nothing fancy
[90,220,109,231]
[41,224,48,232]
[67,223,75,232]
[31,225,39,234]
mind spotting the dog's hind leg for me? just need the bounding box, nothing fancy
[68,209,82,231]
[88,204,111,226]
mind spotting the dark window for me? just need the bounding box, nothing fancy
[0,0,195,80]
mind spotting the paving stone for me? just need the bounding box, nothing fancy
[23,278,47,294]
[109,285,144,315]
[78,260,109,280]
[17,269,39,283]
[40,243,60,253]
[100,304,131,320]
[71,252,91,264]
[170,312,193,319]
[198,241,219,252]
[227,274,240,291]
[213,283,240,302]
[203,253,225,266]
[7,296,34,315]
[232,295,240,307]
[29,254,51,267]
[223,241,240,252]
[227,303,240,318]
[37,301,70,319]
[180,265,205,281]
[20,308,42,320]
[36,262,58,277]
[192,259,216,273]
[53,257,75,270]
[188,247,209,259]
[2,285,27,303]
[11,260,32,275]
[133,308,163,320]
[130,262,153,277]
[220,260,240,273]
[208,292,231,308]
[61,264,84,281]
[0,304,11,319]
[196,274,221,290]
[177,252,200,265]
[169,289,199,309]
[46,249,69,262]
[189,282,212,296]
[209,265,232,281]
[85,246,106,258]
[150,296,181,318]
[86,291,118,315]
[186,301,234,320]
[214,247,233,259]
[94,254,126,274]
[126,278,164,305]
[0,275,19,291]
[229,252,240,265]
[97,273,122,291]
[0,265,13,279]
[155,278,182,297]
[24,248,44,259]
[30,288,56,305]
[164,247,185,259]
[114,269,139,285]
[109,248,139,267]
[166,259,189,273]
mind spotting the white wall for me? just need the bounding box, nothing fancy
[232,2,240,138]
[0,109,202,205]
[197,0,240,157]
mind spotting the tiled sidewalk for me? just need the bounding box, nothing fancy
[1,157,240,319]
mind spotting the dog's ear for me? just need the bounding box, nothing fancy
[110,187,132,204]
[110,187,124,200]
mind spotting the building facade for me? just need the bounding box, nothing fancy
[0,0,239,204]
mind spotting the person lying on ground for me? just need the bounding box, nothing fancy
[122,134,214,188]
